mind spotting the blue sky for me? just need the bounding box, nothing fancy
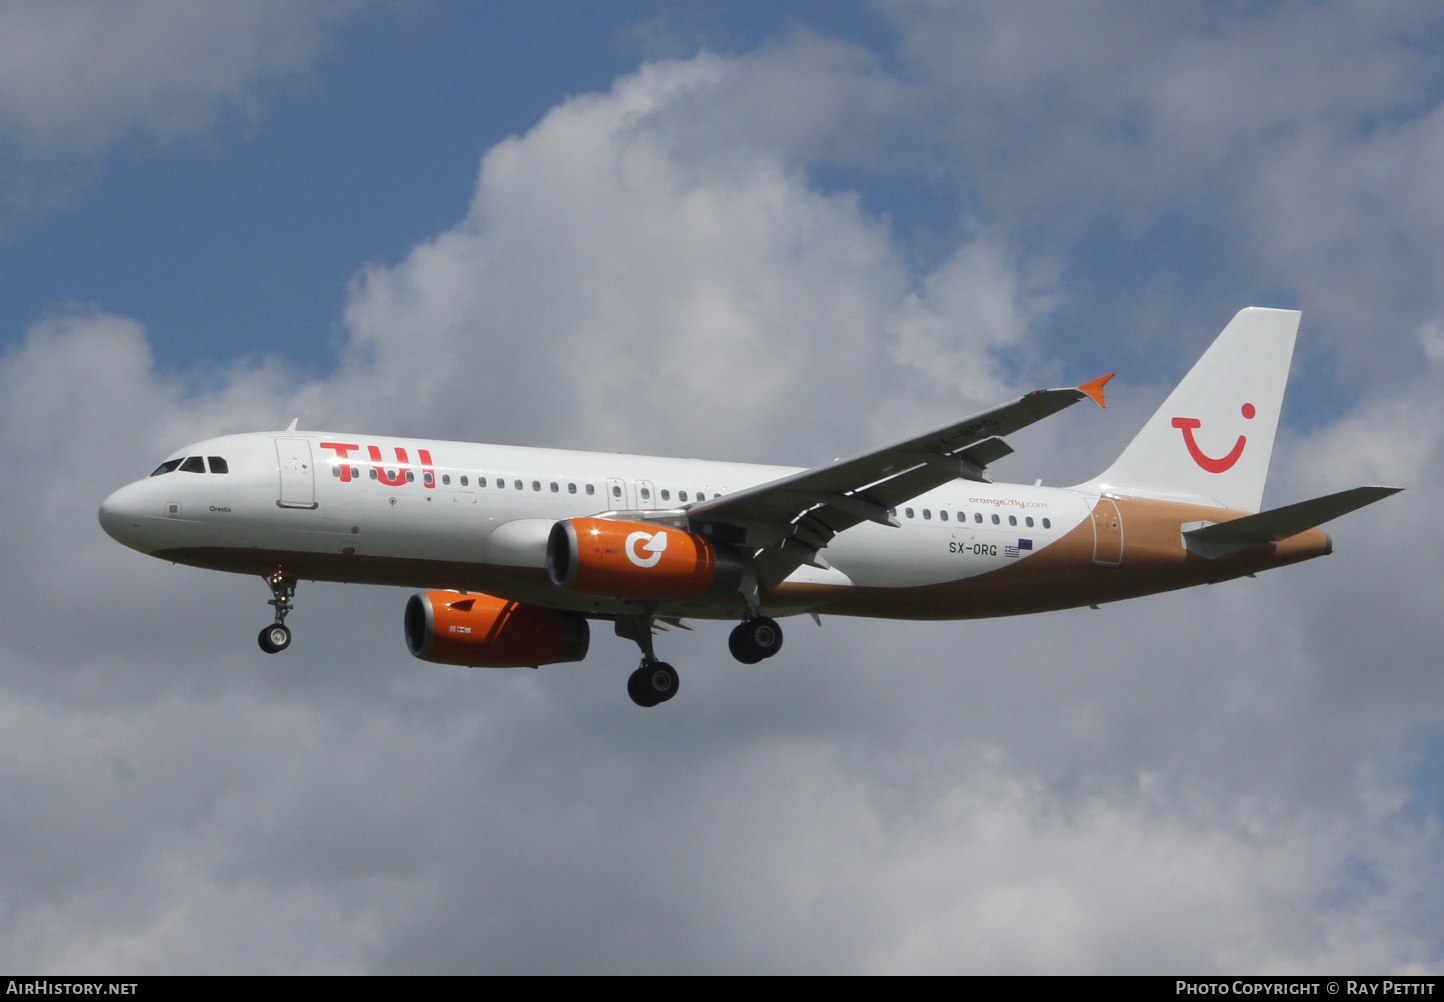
[3,0,1444,974]
[1,3,908,375]
[1,3,644,372]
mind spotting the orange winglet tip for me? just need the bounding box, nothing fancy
[1078,373,1114,409]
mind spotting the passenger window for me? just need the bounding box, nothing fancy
[640,487,651,501]
[697,492,706,501]
[369,469,379,480]
[332,466,341,478]
[991,514,1000,525]
[532,481,540,492]
[442,474,451,486]
[406,471,415,483]
[661,489,670,501]
[939,510,948,521]
[905,507,915,519]
[424,472,435,486]
[461,476,470,487]
[586,484,595,496]
[550,482,559,493]
[350,466,359,479]
[149,459,184,477]
[679,491,689,502]
[180,456,205,474]
[974,513,982,524]
[923,509,931,520]
[1008,515,1017,526]
[207,457,228,474]
[1025,516,1033,528]
[568,483,577,494]
[515,480,523,490]
[1042,518,1051,529]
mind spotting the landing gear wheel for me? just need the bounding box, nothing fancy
[258,623,292,654]
[258,570,297,655]
[728,626,763,664]
[729,616,783,664]
[627,660,679,707]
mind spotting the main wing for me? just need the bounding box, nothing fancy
[686,375,1113,587]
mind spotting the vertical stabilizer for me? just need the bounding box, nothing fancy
[1086,308,1300,512]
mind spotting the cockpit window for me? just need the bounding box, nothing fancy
[149,459,183,477]
[180,456,205,473]
[207,457,229,474]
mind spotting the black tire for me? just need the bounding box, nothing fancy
[258,624,291,654]
[628,661,678,707]
[728,623,763,664]
[730,617,783,663]
[627,666,658,707]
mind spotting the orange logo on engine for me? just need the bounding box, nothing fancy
[558,517,723,600]
[626,530,668,568]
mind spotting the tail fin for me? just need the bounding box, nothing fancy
[1087,307,1301,512]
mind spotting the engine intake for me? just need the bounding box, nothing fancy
[404,591,589,668]
[547,517,743,599]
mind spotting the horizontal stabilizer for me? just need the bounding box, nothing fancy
[1184,486,1402,546]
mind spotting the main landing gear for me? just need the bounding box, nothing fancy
[616,613,786,707]
[728,616,783,664]
[615,615,678,708]
[258,570,296,654]
[627,660,679,708]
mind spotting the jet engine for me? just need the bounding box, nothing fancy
[547,517,744,599]
[404,591,590,668]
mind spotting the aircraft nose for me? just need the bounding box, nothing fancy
[98,481,152,549]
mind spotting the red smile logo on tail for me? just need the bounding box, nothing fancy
[1172,403,1255,473]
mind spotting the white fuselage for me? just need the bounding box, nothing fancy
[99,430,1108,621]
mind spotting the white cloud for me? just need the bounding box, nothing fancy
[335,56,1024,463]
[0,0,361,157]
[857,2,1444,383]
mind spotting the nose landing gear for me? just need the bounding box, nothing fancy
[258,623,291,654]
[258,571,296,654]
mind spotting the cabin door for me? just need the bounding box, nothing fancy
[276,439,317,509]
[1090,497,1123,567]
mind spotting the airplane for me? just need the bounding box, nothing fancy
[98,308,1400,706]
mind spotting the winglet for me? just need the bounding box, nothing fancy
[1078,373,1114,409]
[285,417,299,432]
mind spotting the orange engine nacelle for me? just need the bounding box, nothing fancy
[404,591,590,668]
[547,517,743,599]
